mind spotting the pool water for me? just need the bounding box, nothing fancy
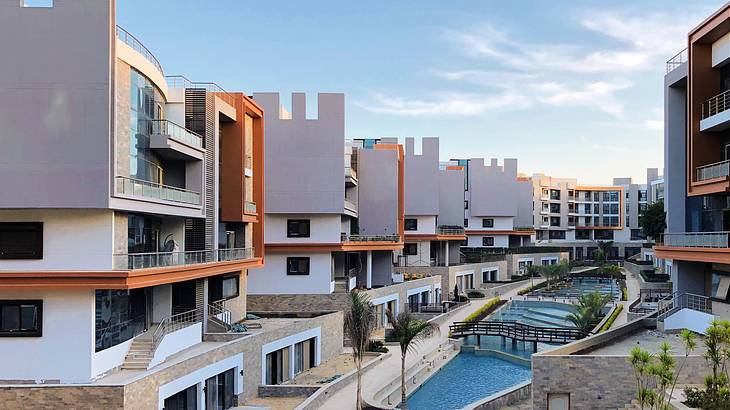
[490,300,577,328]
[407,353,531,410]
[529,278,621,300]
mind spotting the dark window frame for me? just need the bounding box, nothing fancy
[209,273,241,302]
[0,222,43,260]
[464,219,468,228]
[287,257,310,275]
[287,219,310,238]
[482,218,494,228]
[404,243,418,256]
[0,300,42,337]
[404,218,418,231]
[482,237,495,246]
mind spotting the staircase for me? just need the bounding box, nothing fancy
[334,277,349,293]
[121,335,155,370]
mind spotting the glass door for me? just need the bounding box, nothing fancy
[205,369,235,410]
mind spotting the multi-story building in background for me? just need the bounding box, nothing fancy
[654,4,730,320]
[0,2,344,407]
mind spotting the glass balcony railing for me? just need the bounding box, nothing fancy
[149,120,203,148]
[244,201,257,214]
[113,247,254,270]
[697,160,730,181]
[115,176,201,206]
[341,234,400,242]
[666,48,687,74]
[165,75,236,107]
[115,26,163,74]
[437,226,465,235]
[662,232,729,248]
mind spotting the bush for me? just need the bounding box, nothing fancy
[599,304,623,332]
[639,271,670,282]
[462,297,505,323]
[455,295,469,302]
[621,287,628,301]
[367,340,389,353]
[684,386,730,408]
[467,291,485,299]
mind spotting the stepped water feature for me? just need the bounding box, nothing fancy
[530,278,621,300]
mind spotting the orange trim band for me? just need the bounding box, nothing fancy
[404,234,467,241]
[265,242,405,253]
[465,230,534,236]
[445,165,464,171]
[654,245,730,264]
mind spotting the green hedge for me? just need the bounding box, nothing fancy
[621,287,628,301]
[463,297,504,323]
[599,304,623,332]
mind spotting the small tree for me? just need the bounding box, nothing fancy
[344,292,376,410]
[639,201,666,241]
[669,329,697,402]
[386,310,439,409]
[629,347,653,408]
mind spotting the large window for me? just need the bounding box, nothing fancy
[128,68,166,185]
[205,368,235,410]
[550,203,560,213]
[548,230,565,239]
[209,274,240,302]
[287,220,310,238]
[0,222,43,260]
[404,219,418,231]
[630,229,646,241]
[550,217,561,227]
[266,347,291,385]
[482,218,494,228]
[550,189,560,200]
[95,289,146,351]
[287,257,310,275]
[164,385,197,410]
[404,243,418,256]
[482,237,495,246]
[0,300,42,337]
[594,230,614,240]
[576,230,591,240]
[294,338,316,375]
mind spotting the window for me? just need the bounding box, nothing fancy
[542,188,549,197]
[164,385,196,410]
[287,257,310,275]
[22,0,53,7]
[404,218,418,231]
[548,230,565,239]
[583,204,591,214]
[287,219,310,238]
[550,203,560,213]
[464,200,469,209]
[593,192,599,201]
[464,218,468,228]
[576,230,591,240]
[0,222,43,260]
[0,300,42,337]
[209,274,240,301]
[482,218,494,228]
[482,237,495,246]
[593,204,600,214]
[205,369,235,409]
[266,347,291,384]
[594,230,614,240]
[550,217,560,227]
[550,189,560,200]
[294,338,316,375]
[404,243,418,256]
[639,203,648,214]
[631,229,646,241]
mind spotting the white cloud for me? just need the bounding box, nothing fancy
[355,91,531,116]
[534,80,632,117]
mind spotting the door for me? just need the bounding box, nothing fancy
[205,368,235,410]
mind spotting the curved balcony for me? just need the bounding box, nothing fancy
[116,26,163,75]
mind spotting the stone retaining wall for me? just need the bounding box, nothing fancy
[468,381,531,410]
[257,385,320,398]
[0,386,124,410]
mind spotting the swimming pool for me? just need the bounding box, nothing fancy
[489,300,577,328]
[529,278,621,300]
[407,352,531,410]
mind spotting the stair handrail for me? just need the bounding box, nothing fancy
[656,292,712,321]
[208,300,233,331]
[152,307,202,352]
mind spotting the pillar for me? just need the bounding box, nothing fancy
[533,341,538,353]
[202,278,209,334]
[366,250,372,289]
[445,241,450,267]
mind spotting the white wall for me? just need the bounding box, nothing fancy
[149,323,203,368]
[158,353,244,410]
[467,234,509,248]
[0,288,95,383]
[0,209,113,270]
[404,215,436,234]
[260,327,321,384]
[92,337,133,379]
[265,214,342,243]
[398,239,431,266]
[664,308,715,335]
[465,215,513,230]
[248,253,333,294]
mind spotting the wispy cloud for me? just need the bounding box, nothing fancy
[535,80,632,117]
[355,91,531,116]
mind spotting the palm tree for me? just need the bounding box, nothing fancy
[386,310,439,409]
[595,240,614,266]
[568,292,612,331]
[344,292,376,410]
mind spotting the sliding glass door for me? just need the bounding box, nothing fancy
[205,369,235,410]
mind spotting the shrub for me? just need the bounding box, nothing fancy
[231,323,248,333]
[467,291,485,299]
[462,297,505,323]
[455,295,469,302]
[367,340,389,353]
[621,287,628,301]
[599,304,623,332]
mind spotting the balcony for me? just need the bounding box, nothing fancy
[662,232,729,248]
[344,199,358,215]
[113,247,254,270]
[700,90,730,131]
[116,26,163,75]
[345,166,358,186]
[666,48,687,74]
[165,75,236,107]
[244,201,257,215]
[697,160,730,182]
[115,176,201,206]
[148,120,205,161]
[341,234,400,243]
[437,226,465,236]
[655,232,730,264]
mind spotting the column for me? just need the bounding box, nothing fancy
[202,278,209,335]
[444,241,450,267]
[366,250,372,289]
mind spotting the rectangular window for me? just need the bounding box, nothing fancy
[482,218,494,228]
[266,347,291,384]
[404,218,418,231]
[404,243,418,255]
[205,368,235,409]
[550,189,560,200]
[593,192,599,201]
[287,257,310,275]
[294,338,316,375]
[630,229,646,241]
[0,222,43,260]
[464,218,468,228]
[583,204,591,214]
[287,219,310,238]
[482,237,494,246]
[550,217,560,227]
[548,230,565,239]
[209,274,240,301]
[464,200,468,209]
[22,0,53,7]
[576,230,590,240]
[0,300,42,337]
[550,203,560,213]
[164,385,197,410]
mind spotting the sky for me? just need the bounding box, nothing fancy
[118,0,724,184]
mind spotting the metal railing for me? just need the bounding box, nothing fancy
[702,89,730,119]
[437,226,465,235]
[165,75,236,106]
[657,292,712,322]
[449,320,588,343]
[115,176,201,206]
[95,314,146,352]
[149,120,203,148]
[152,308,201,352]
[661,231,729,248]
[208,300,232,331]
[116,26,163,74]
[666,48,687,74]
[341,234,400,242]
[244,201,257,214]
[697,160,730,181]
[114,247,254,270]
[514,226,534,231]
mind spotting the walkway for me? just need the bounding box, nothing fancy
[318,280,542,410]
[612,267,640,327]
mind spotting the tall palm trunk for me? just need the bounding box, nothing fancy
[400,352,408,409]
[356,358,363,410]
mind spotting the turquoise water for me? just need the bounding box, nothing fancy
[407,353,531,410]
[529,278,621,300]
[490,300,577,328]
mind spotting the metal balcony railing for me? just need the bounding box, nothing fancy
[697,160,730,181]
[149,120,203,148]
[341,234,400,243]
[116,26,163,74]
[666,48,687,74]
[152,308,201,352]
[244,201,257,214]
[114,247,254,270]
[437,226,465,235]
[165,75,236,106]
[661,232,729,248]
[115,176,201,206]
[657,292,712,322]
[702,89,730,119]
[345,166,357,180]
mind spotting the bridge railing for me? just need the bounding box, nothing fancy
[449,320,588,343]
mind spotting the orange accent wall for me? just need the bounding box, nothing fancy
[446,165,464,171]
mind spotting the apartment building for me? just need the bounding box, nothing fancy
[443,158,534,249]
[654,3,730,321]
[0,2,342,407]
[396,137,466,267]
[246,95,441,320]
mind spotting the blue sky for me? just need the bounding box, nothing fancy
[118,0,724,184]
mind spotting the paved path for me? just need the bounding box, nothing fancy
[318,280,541,410]
[613,268,640,327]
